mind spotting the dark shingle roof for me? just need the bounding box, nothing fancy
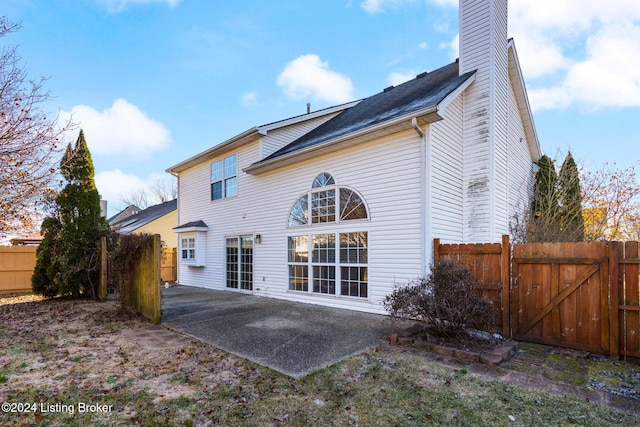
[261,61,474,162]
[111,199,177,234]
[173,220,208,230]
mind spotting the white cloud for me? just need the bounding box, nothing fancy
[241,91,259,106]
[98,0,181,13]
[277,54,355,104]
[96,170,173,213]
[95,169,147,209]
[440,33,458,60]
[528,22,640,111]
[60,99,171,160]
[359,0,640,112]
[361,0,455,14]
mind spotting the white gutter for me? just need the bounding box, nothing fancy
[412,118,428,277]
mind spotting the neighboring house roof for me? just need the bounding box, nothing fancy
[111,199,177,234]
[245,61,476,174]
[10,233,43,246]
[108,205,142,224]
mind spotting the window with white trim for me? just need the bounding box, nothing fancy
[286,173,369,298]
[287,232,368,298]
[211,154,237,200]
[181,237,195,260]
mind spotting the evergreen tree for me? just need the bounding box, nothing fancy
[56,130,107,297]
[559,152,585,241]
[31,216,62,297]
[531,155,560,241]
[32,130,108,298]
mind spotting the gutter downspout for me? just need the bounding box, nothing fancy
[412,118,428,277]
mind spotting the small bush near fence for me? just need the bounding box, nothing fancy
[384,259,496,340]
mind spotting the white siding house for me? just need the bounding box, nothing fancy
[167,0,542,314]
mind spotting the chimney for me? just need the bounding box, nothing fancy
[306,103,311,114]
[459,0,509,242]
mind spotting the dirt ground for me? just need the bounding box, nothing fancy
[1,294,638,426]
[0,295,260,424]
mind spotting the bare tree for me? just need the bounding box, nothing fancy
[148,176,177,203]
[119,188,148,210]
[0,17,73,236]
[581,163,640,241]
[118,176,176,210]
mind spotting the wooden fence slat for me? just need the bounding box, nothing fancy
[622,241,639,359]
[609,241,620,357]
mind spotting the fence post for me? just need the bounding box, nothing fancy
[98,236,107,301]
[433,238,440,269]
[609,241,620,358]
[501,235,510,338]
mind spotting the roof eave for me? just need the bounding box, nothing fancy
[166,127,261,174]
[244,105,441,175]
[508,40,543,161]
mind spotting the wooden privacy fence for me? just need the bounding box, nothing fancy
[0,246,37,294]
[433,235,510,337]
[161,247,177,283]
[434,236,640,359]
[99,234,162,324]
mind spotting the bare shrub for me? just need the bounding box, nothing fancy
[383,259,496,339]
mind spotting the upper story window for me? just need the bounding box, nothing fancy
[288,173,368,226]
[211,154,237,200]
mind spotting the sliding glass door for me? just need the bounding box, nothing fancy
[226,236,253,291]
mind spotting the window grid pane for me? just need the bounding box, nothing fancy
[223,155,236,177]
[313,265,336,294]
[211,160,222,181]
[225,177,237,197]
[240,237,253,290]
[340,232,368,263]
[311,189,335,223]
[289,265,308,291]
[340,266,368,298]
[312,234,335,263]
[211,182,223,200]
[181,237,195,259]
[226,238,238,289]
[288,236,308,263]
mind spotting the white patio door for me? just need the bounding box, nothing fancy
[225,236,253,291]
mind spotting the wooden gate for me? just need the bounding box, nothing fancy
[511,242,610,354]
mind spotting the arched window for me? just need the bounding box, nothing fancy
[288,174,368,226]
[287,174,369,299]
[312,172,335,188]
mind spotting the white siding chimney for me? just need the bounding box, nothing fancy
[459,0,509,242]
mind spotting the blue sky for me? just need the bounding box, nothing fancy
[4,0,640,217]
